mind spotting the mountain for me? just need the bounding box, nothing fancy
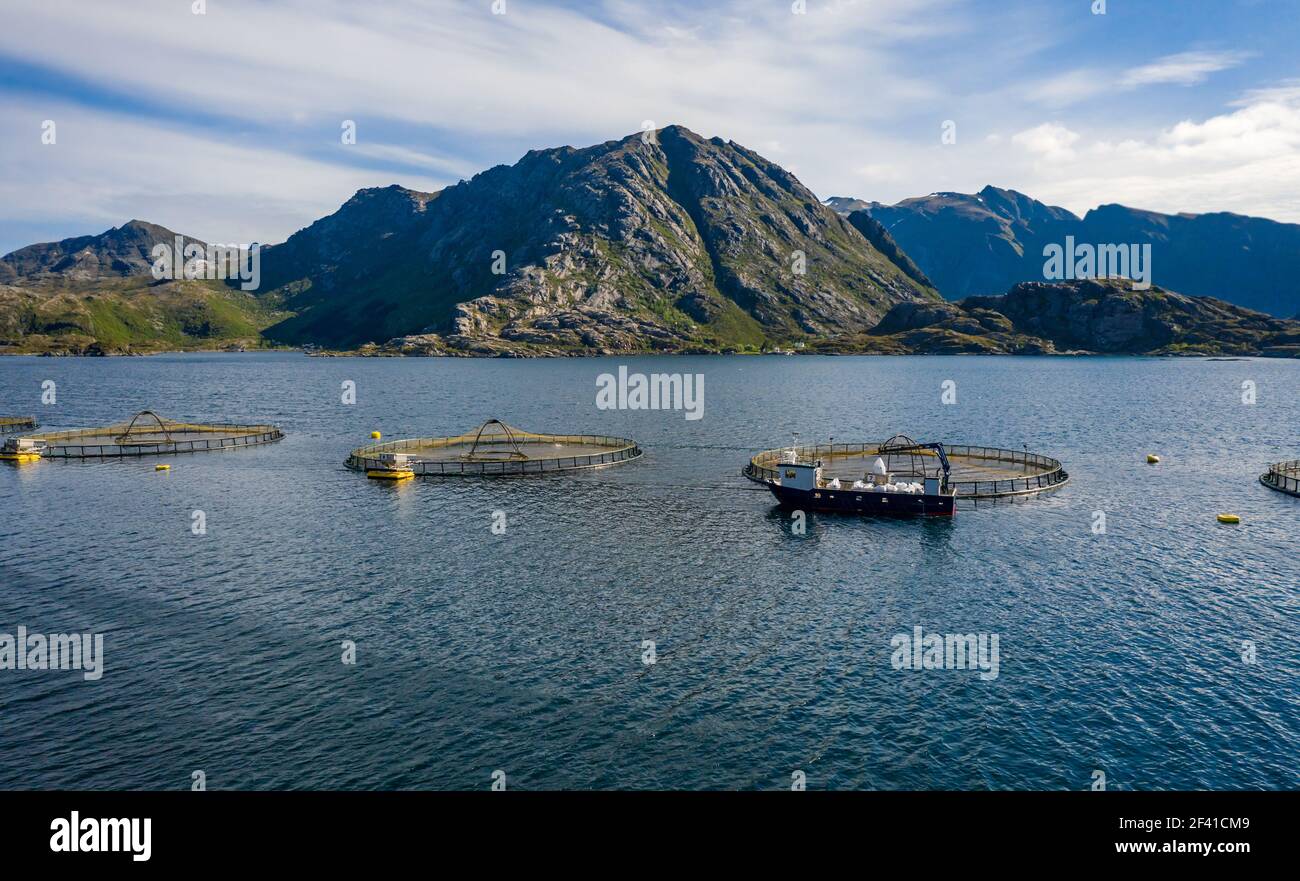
[844,211,932,289]
[822,196,872,216]
[1077,204,1300,317]
[0,220,203,283]
[0,127,938,355]
[260,125,939,353]
[0,222,286,355]
[855,278,1300,356]
[255,184,440,295]
[842,186,1075,302]
[3,129,1298,357]
[836,186,1300,317]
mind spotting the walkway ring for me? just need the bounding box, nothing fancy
[1261,460,1300,497]
[346,419,643,477]
[33,412,284,457]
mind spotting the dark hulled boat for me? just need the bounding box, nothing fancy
[764,437,957,518]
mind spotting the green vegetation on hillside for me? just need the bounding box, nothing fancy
[0,276,293,354]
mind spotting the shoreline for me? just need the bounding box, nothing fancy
[0,346,1285,360]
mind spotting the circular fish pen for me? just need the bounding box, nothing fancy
[346,418,642,477]
[1260,460,1300,498]
[744,435,1069,499]
[32,410,284,458]
[0,417,37,435]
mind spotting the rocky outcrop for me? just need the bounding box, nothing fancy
[868,278,1300,356]
[256,185,438,294]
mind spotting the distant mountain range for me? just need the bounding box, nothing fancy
[827,186,1300,318]
[2,129,1298,357]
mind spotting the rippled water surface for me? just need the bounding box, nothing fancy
[0,352,1296,790]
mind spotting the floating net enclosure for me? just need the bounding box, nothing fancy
[346,418,642,477]
[33,410,284,458]
[0,417,37,435]
[745,434,1068,499]
[1260,460,1300,497]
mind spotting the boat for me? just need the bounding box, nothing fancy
[763,437,956,517]
[366,451,416,480]
[0,437,44,463]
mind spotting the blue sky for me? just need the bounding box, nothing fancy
[2,0,1299,254]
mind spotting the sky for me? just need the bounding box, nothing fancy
[2,0,1300,254]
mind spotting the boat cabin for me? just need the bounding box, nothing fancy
[779,460,822,491]
[0,437,43,461]
[366,451,417,480]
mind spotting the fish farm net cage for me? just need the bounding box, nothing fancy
[346,418,642,476]
[1260,460,1300,497]
[744,435,1069,499]
[32,410,284,458]
[0,417,37,435]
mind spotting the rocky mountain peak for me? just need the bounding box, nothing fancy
[258,126,938,352]
[0,220,202,283]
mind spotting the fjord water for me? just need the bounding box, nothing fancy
[0,352,1296,790]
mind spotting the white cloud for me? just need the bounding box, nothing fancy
[1023,50,1247,109]
[1,0,1297,254]
[854,163,904,184]
[1007,92,1300,220]
[348,144,480,179]
[0,0,963,251]
[1012,123,1082,162]
[1232,79,1300,106]
[1023,70,1110,107]
[1119,50,1249,88]
[0,0,952,142]
[0,96,445,249]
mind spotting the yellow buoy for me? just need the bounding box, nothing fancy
[1217,513,1240,524]
[1146,454,1160,464]
[371,431,382,439]
[155,463,170,471]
